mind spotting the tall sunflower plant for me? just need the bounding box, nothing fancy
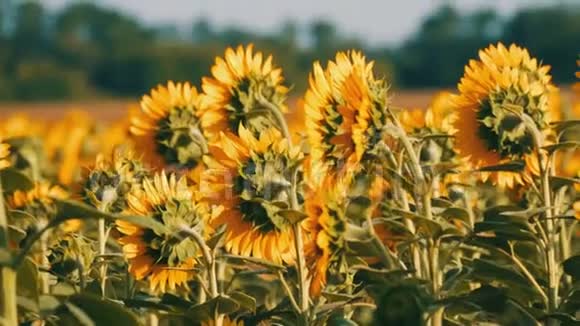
[0,43,579,326]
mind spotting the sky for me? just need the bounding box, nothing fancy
[42,0,562,45]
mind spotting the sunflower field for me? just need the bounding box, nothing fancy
[0,43,579,326]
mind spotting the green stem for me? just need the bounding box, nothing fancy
[0,177,18,325]
[98,218,107,297]
[522,113,559,315]
[386,109,440,324]
[260,97,310,321]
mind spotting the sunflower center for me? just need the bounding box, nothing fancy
[477,87,545,159]
[155,107,207,168]
[233,155,292,233]
[142,200,202,267]
[228,77,285,134]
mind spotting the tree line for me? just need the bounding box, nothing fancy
[0,2,578,101]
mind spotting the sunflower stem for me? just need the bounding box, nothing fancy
[258,96,310,321]
[0,177,18,326]
[386,108,442,324]
[181,226,219,298]
[98,218,107,297]
[521,113,559,317]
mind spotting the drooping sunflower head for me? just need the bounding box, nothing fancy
[303,175,349,297]
[201,44,288,138]
[117,172,212,292]
[452,43,554,187]
[201,125,301,265]
[130,81,208,170]
[8,181,69,230]
[83,148,149,214]
[305,50,389,171]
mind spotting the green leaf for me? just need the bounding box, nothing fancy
[186,295,239,321]
[468,259,541,301]
[63,302,96,326]
[0,168,34,192]
[440,207,470,223]
[0,248,12,266]
[475,161,525,172]
[277,209,308,224]
[550,176,580,190]
[551,120,580,134]
[563,256,580,279]
[474,221,538,242]
[58,294,139,326]
[17,257,39,304]
[54,199,168,234]
[229,291,256,313]
[543,141,580,154]
[221,254,285,270]
[39,295,62,315]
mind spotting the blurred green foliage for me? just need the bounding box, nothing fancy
[0,2,578,101]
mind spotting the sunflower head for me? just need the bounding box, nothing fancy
[305,51,389,172]
[453,43,554,187]
[83,148,148,214]
[117,172,212,292]
[303,175,349,297]
[202,125,301,264]
[8,181,69,223]
[130,81,208,170]
[201,44,288,138]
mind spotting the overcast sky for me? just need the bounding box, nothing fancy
[42,0,563,45]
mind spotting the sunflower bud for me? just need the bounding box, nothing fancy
[83,150,148,214]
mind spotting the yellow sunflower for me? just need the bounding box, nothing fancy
[452,43,554,188]
[201,44,288,139]
[0,113,47,139]
[7,181,80,233]
[305,51,389,173]
[44,110,95,185]
[303,174,348,297]
[399,108,426,133]
[116,171,212,292]
[201,125,301,265]
[130,81,208,170]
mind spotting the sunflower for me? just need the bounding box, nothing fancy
[0,135,10,170]
[201,125,301,265]
[305,51,389,173]
[116,172,212,292]
[130,81,208,170]
[452,43,554,188]
[303,174,348,297]
[44,110,95,185]
[399,108,426,133]
[201,44,288,139]
[0,113,46,139]
[7,181,74,233]
[83,148,148,214]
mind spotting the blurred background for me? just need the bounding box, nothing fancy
[0,0,578,116]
